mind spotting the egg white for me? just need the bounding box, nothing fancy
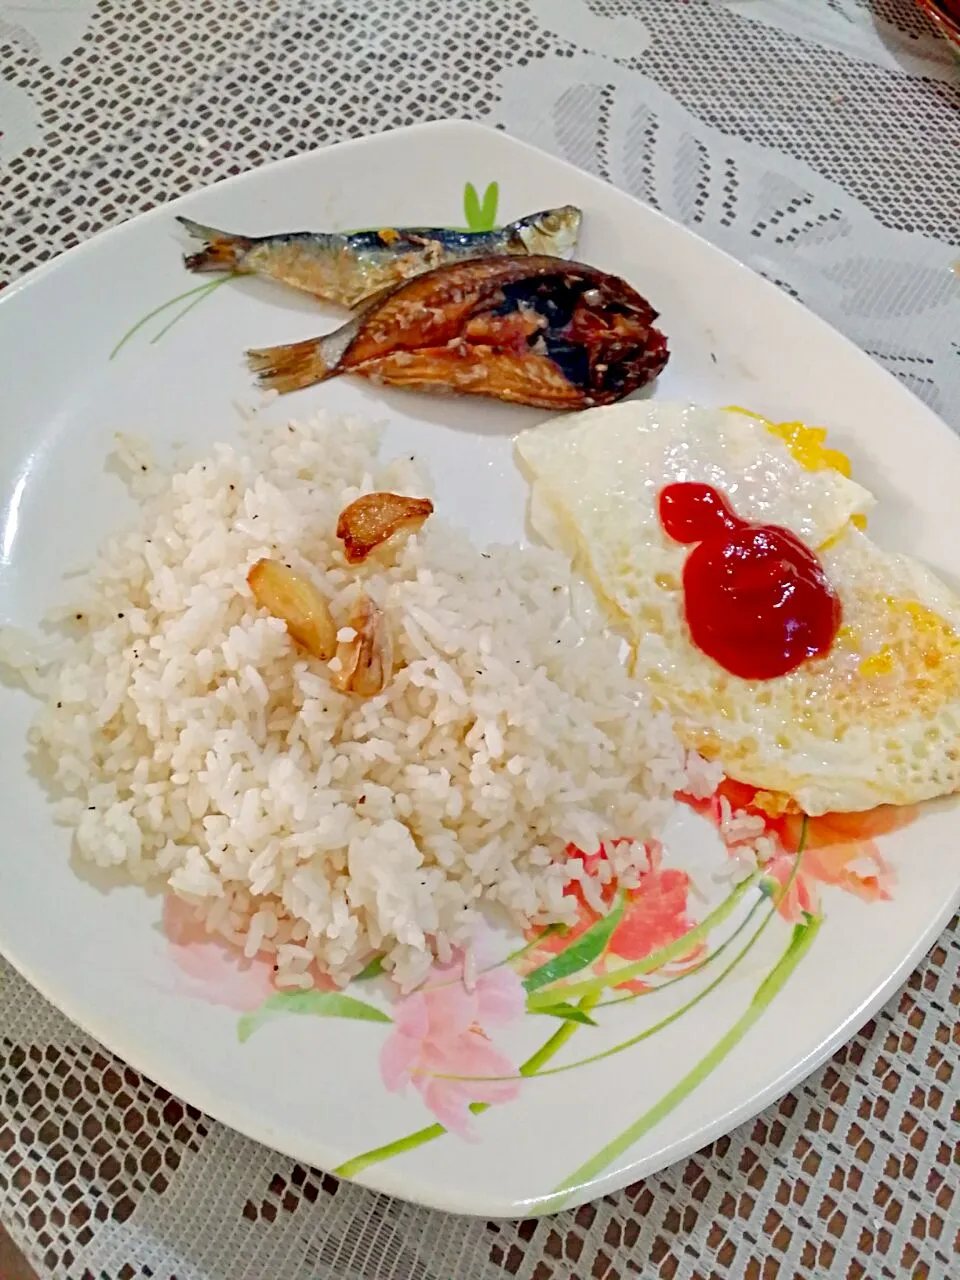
[516,401,960,814]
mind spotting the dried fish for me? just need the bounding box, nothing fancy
[336,492,434,564]
[177,206,582,309]
[247,559,337,660]
[331,594,393,697]
[246,255,669,408]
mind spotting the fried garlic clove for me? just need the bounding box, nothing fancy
[247,559,337,660]
[336,491,434,564]
[331,593,393,697]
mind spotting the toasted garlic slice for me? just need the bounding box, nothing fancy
[331,593,393,697]
[336,492,433,564]
[247,559,337,660]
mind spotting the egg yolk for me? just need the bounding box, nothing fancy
[727,406,867,531]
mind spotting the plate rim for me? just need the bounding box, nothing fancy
[2,118,959,1218]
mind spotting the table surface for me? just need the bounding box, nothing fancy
[1,2,959,1278]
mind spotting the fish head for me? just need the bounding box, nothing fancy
[512,206,582,259]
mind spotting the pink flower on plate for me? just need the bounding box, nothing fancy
[161,895,277,1012]
[522,841,704,994]
[380,948,525,1138]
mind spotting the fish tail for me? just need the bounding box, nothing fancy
[177,216,254,272]
[246,338,333,393]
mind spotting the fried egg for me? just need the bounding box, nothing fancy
[516,401,960,815]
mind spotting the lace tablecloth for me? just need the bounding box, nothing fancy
[2,3,959,1278]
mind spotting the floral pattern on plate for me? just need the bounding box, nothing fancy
[162,774,912,1210]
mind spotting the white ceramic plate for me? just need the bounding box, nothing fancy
[2,121,959,1218]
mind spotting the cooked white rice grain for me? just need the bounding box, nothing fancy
[1,413,690,990]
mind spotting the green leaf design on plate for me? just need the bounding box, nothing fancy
[464,854,804,1084]
[429,839,810,1088]
[525,870,760,1009]
[463,181,499,232]
[531,1002,599,1027]
[541,913,821,1213]
[110,274,232,360]
[237,989,391,1044]
[355,955,385,981]
[479,181,499,230]
[333,995,594,1180]
[595,890,768,1010]
[333,881,786,1180]
[463,182,482,230]
[335,827,810,1181]
[523,893,625,994]
[118,183,498,363]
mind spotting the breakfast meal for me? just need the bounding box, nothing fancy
[178,205,583,308]
[246,255,670,405]
[3,192,954,1004]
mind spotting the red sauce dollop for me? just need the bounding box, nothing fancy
[658,482,841,680]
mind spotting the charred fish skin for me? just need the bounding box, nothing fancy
[177,207,582,308]
[246,254,669,408]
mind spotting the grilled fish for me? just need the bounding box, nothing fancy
[246,255,669,409]
[178,206,582,309]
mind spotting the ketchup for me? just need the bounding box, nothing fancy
[658,482,841,680]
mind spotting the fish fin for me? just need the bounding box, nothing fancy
[246,337,335,393]
[177,216,253,272]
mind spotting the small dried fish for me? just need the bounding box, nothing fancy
[331,594,393,697]
[177,207,582,309]
[336,492,434,564]
[247,559,337,660]
[246,256,669,408]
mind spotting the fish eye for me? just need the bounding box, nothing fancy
[538,214,561,233]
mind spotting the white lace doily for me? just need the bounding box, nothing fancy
[1,3,958,1278]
